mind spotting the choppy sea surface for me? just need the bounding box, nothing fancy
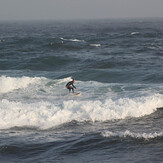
[0,19,163,162]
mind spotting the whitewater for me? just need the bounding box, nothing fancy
[0,76,162,130]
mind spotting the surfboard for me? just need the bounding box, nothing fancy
[74,92,81,96]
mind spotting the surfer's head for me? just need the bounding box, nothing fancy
[73,79,75,83]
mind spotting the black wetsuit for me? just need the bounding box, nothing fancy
[66,81,76,93]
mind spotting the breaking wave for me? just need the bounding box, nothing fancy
[0,76,163,129]
[0,76,43,93]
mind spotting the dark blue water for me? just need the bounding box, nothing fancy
[0,19,163,162]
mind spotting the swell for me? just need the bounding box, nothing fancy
[1,129,162,160]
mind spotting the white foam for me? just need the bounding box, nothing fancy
[57,77,72,84]
[131,32,139,35]
[102,130,163,139]
[70,39,84,42]
[50,77,72,88]
[60,37,85,42]
[0,76,43,93]
[0,94,162,129]
[0,76,163,129]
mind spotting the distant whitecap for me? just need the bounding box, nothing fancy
[89,44,101,47]
[131,32,139,35]
[60,37,85,42]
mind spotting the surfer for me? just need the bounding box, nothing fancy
[65,79,78,94]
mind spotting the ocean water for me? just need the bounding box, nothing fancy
[0,19,163,162]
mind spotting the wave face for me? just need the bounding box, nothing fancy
[0,19,163,162]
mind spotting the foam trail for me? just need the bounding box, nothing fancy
[102,130,163,139]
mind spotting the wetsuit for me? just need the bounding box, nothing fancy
[66,81,76,93]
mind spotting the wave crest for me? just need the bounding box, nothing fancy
[0,94,162,129]
[0,76,43,93]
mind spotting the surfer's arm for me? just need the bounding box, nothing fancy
[71,83,77,89]
[72,84,76,89]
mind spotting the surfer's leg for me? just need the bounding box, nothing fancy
[68,86,73,93]
[67,86,71,93]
